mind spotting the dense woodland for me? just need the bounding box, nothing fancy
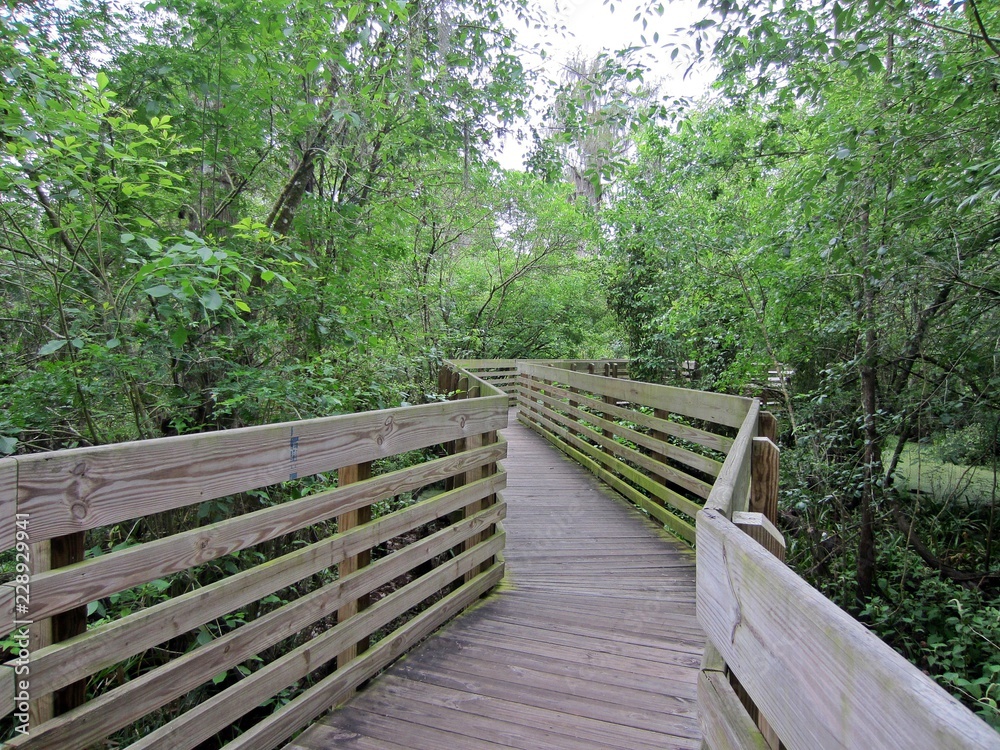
[1,0,999,736]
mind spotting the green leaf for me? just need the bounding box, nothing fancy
[234,300,251,313]
[144,284,172,297]
[38,339,68,355]
[144,237,162,252]
[170,328,189,348]
[106,338,121,349]
[212,671,227,685]
[201,289,223,310]
[0,436,17,455]
[96,71,109,91]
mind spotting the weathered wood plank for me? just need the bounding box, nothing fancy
[696,508,1000,750]
[698,671,771,750]
[518,402,703,526]
[0,459,16,551]
[128,546,504,750]
[15,397,508,540]
[225,564,504,750]
[520,379,724,476]
[703,401,760,517]
[336,461,373,669]
[517,376,734,454]
[7,518,505,750]
[23,441,506,622]
[749,437,779,523]
[19,474,505,699]
[519,362,752,428]
[519,386,714,499]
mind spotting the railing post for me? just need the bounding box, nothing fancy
[336,460,373,668]
[750,438,780,524]
[462,383,483,583]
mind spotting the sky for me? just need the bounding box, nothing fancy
[496,0,715,169]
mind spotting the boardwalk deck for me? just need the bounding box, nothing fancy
[284,410,703,750]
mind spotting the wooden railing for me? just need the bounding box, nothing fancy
[493,358,998,749]
[696,401,1000,750]
[0,367,508,749]
[514,360,750,544]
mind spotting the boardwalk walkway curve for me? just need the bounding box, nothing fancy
[286,412,703,750]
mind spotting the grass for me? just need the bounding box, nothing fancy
[885,438,999,505]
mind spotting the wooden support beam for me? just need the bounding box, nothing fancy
[336,461,373,669]
[50,532,87,715]
[750,437,780,525]
[758,411,777,443]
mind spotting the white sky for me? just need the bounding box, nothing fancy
[496,0,715,169]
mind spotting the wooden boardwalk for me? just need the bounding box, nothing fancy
[285,411,703,750]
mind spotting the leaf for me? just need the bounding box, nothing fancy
[0,436,17,455]
[96,71,109,91]
[38,339,68,355]
[170,328,189,348]
[212,671,227,685]
[234,300,251,313]
[144,284,172,298]
[106,338,121,349]
[144,237,162,252]
[260,270,276,282]
[200,289,223,310]
[120,233,134,244]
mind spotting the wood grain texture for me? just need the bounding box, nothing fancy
[0,459,15,551]
[20,474,505,699]
[336,461,373,669]
[696,508,1000,750]
[516,375,734,454]
[749,437,779,524]
[520,379,724,476]
[285,414,703,750]
[25,441,506,622]
[7,512,505,750]
[518,362,752,428]
[698,671,771,750]
[16,397,508,540]
[703,401,760,517]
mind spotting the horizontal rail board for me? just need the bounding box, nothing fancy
[124,529,506,750]
[12,441,506,626]
[518,411,696,543]
[521,377,732,476]
[7,524,505,749]
[222,562,505,750]
[522,376,734,455]
[519,380,720,489]
[518,397,703,521]
[12,397,508,542]
[698,670,770,750]
[696,508,1000,750]
[518,362,751,429]
[704,400,760,518]
[13,474,505,698]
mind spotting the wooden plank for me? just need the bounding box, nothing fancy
[126,544,505,750]
[0,584,15,640]
[733,512,785,561]
[0,665,15,719]
[520,385,715,497]
[520,386,731,476]
[15,396,508,541]
[6,516,505,750]
[19,473,505,699]
[703,401,759,517]
[519,362,752,428]
[696,508,1000,750]
[48,532,86,715]
[0,458,15,551]
[23,440,506,623]
[749,438,779,524]
[337,461,373,669]
[517,411,696,543]
[516,377,733,455]
[518,400,704,520]
[223,563,504,750]
[698,671,771,750]
[28,540,53,727]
